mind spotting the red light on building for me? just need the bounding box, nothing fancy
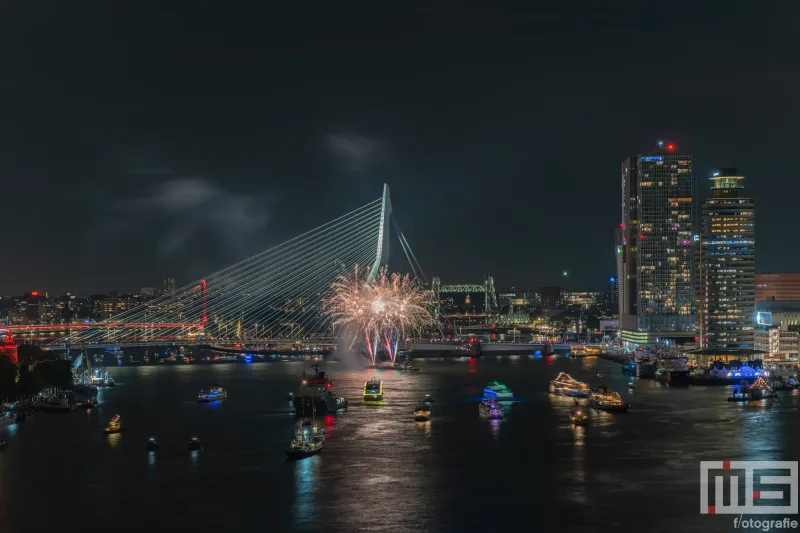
[31,291,39,296]
[620,223,625,228]
[639,234,645,240]
[491,333,497,340]
[667,144,675,151]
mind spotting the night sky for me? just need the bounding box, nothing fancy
[2,2,799,295]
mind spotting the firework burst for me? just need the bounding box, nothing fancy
[326,265,433,364]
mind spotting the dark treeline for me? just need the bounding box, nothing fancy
[0,346,73,401]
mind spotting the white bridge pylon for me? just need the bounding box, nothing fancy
[51,185,395,349]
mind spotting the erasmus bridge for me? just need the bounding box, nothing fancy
[45,184,433,352]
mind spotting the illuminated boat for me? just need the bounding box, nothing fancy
[414,404,431,421]
[569,408,589,426]
[286,435,323,459]
[549,372,590,398]
[103,415,124,434]
[590,388,629,413]
[82,399,98,409]
[187,436,202,451]
[146,436,160,451]
[479,398,504,419]
[197,387,228,402]
[423,394,434,406]
[483,381,513,401]
[294,365,348,416]
[728,377,778,402]
[363,379,384,402]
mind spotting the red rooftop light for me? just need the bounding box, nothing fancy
[667,144,675,151]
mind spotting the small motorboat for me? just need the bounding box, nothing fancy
[146,436,160,451]
[597,373,605,378]
[197,387,227,402]
[187,436,202,451]
[423,394,434,406]
[414,404,432,421]
[569,408,589,426]
[0,439,7,449]
[82,399,98,409]
[103,415,124,434]
[627,382,635,390]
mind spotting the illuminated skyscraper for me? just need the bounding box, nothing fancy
[696,169,755,348]
[164,276,176,294]
[620,142,695,348]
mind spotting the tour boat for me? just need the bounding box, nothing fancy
[591,388,629,413]
[728,377,778,402]
[414,404,432,421]
[569,408,589,426]
[146,436,160,451]
[294,365,348,416]
[479,398,504,419]
[104,415,124,434]
[483,381,513,401]
[187,436,202,451]
[549,372,591,398]
[197,387,228,402]
[363,379,384,402]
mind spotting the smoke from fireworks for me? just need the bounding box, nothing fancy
[326,265,433,365]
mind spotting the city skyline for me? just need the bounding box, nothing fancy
[3,4,800,295]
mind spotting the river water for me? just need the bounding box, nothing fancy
[1,355,798,532]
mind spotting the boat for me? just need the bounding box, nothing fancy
[197,387,228,402]
[423,394,434,406]
[187,436,202,451]
[146,436,160,451]
[483,381,513,401]
[569,408,589,426]
[0,439,6,449]
[363,379,383,402]
[626,382,635,390]
[393,360,419,372]
[479,398,504,419]
[104,415,124,434]
[549,372,590,398]
[591,388,629,413]
[287,408,324,459]
[414,404,432,421]
[293,365,348,416]
[286,435,323,459]
[728,377,778,402]
[82,399,98,409]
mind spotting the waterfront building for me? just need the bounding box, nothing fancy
[619,142,694,348]
[755,273,800,302]
[696,169,755,349]
[164,276,176,294]
[606,275,619,314]
[539,286,562,311]
[563,291,604,310]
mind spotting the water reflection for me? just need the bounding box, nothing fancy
[489,419,501,440]
[190,450,200,468]
[293,456,319,530]
[5,423,17,437]
[415,420,432,437]
[147,451,157,468]
[106,433,121,448]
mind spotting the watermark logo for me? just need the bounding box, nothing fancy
[700,461,798,515]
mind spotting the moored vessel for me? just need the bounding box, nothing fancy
[549,372,590,398]
[591,388,629,413]
[197,387,228,402]
[483,381,513,401]
[363,379,383,402]
[187,436,202,451]
[479,398,504,419]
